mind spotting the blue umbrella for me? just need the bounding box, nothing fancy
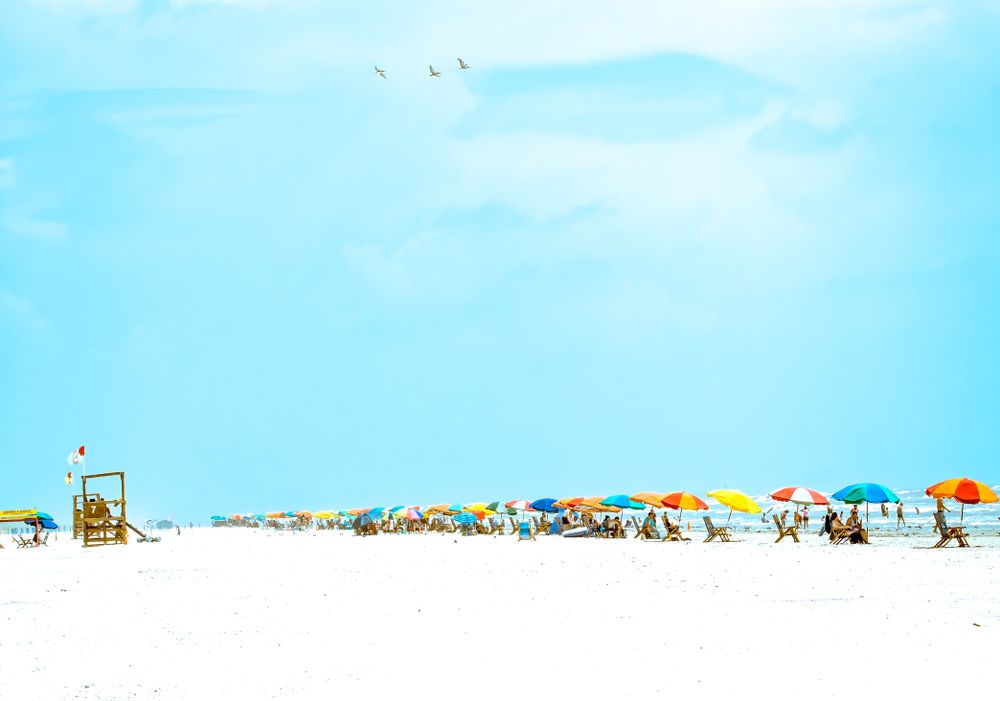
[35,512,53,521]
[369,507,386,519]
[453,512,477,525]
[833,483,900,534]
[529,498,560,513]
[832,483,899,504]
[600,495,644,536]
[283,511,296,518]
[38,519,58,530]
[210,515,226,521]
[600,494,644,510]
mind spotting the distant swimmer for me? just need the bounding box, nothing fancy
[457,58,470,70]
[375,66,387,79]
[429,65,442,77]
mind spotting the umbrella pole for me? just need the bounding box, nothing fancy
[961,503,964,523]
[726,508,733,525]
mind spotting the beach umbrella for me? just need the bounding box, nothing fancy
[768,486,829,506]
[314,511,334,519]
[210,515,226,521]
[601,495,644,534]
[404,508,423,521]
[660,491,709,525]
[447,503,464,514]
[231,514,243,521]
[368,507,386,519]
[578,496,619,512]
[529,498,560,513]
[832,483,899,531]
[283,511,295,518]
[35,512,53,521]
[707,489,761,525]
[265,511,285,519]
[485,501,505,513]
[505,500,532,511]
[554,497,585,509]
[925,477,998,522]
[346,508,369,516]
[630,492,667,508]
[453,512,477,525]
[600,495,644,510]
[294,511,312,518]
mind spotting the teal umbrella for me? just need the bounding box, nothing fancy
[600,495,643,536]
[210,515,226,521]
[832,483,900,534]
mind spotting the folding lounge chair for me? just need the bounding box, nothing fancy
[517,521,535,541]
[703,516,731,543]
[773,514,799,543]
[933,512,970,548]
[12,534,33,549]
[661,522,688,541]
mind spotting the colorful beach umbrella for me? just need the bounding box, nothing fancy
[832,483,899,505]
[630,492,667,508]
[925,477,998,522]
[554,497,585,509]
[529,498,561,513]
[578,496,618,512]
[768,487,829,506]
[313,511,334,519]
[832,482,899,532]
[707,489,761,525]
[660,491,709,525]
[600,495,644,510]
[346,508,369,516]
[210,515,226,521]
[505,500,533,511]
[453,512,478,525]
[403,508,423,521]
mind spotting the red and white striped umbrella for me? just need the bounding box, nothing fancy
[768,486,829,505]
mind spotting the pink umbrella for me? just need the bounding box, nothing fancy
[768,487,829,505]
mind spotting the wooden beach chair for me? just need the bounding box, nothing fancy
[933,513,970,548]
[703,516,731,543]
[661,522,688,542]
[12,534,34,548]
[773,514,799,543]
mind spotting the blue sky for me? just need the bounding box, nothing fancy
[1,1,998,523]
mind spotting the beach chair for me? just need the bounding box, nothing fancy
[773,514,799,543]
[933,513,969,548]
[703,516,731,543]
[509,517,520,536]
[517,521,535,541]
[661,522,688,542]
[12,534,33,549]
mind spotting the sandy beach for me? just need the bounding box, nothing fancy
[4,528,999,698]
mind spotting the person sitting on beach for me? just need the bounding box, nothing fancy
[611,516,624,538]
[829,513,844,541]
[933,498,951,534]
[601,515,611,535]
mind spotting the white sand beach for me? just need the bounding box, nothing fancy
[3,528,999,698]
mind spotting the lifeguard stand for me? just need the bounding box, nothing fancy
[72,492,102,539]
[81,472,128,546]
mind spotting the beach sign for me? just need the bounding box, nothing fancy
[0,509,37,519]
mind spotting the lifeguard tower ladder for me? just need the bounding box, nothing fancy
[81,472,128,546]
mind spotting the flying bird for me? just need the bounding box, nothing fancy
[457,58,470,70]
[374,65,386,79]
[429,64,442,77]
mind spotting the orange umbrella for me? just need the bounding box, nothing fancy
[578,496,620,512]
[264,511,285,518]
[630,492,666,508]
[554,497,585,509]
[660,491,709,525]
[346,508,369,516]
[926,477,998,522]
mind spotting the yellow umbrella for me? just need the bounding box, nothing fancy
[464,503,495,514]
[707,489,761,525]
[313,511,334,519]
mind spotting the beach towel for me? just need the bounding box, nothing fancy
[518,521,531,540]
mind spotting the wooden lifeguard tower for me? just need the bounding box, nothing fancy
[81,472,128,546]
[72,491,101,539]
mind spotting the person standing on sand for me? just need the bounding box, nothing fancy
[780,510,788,527]
[897,502,905,528]
[802,506,809,529]
[933,498,951,534]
